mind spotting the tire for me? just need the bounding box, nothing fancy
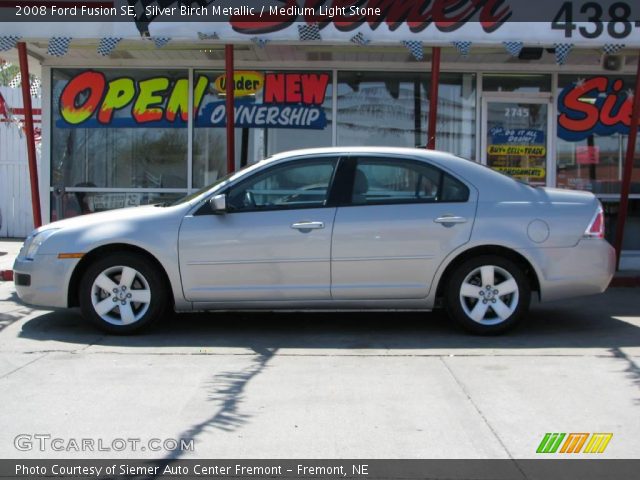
[79,252,169,334]
[445,255,531,335]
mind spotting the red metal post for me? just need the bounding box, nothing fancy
[225,44,235,173]
[427,47,441,150]
[17,42,42,229]
[614,53,640,269]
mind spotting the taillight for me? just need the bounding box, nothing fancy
[584,205,605,239]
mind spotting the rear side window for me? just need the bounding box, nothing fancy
[441,173,470,202]
[350,158,469,205]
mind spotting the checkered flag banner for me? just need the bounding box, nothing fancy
[197,32,219,40]
[452,41,472,57]
[97,37,122,56]
[8,72,21,88]
[251,37,270,48]
[503,41,524,57]
[153,37,171,48]
[603,44,625,55]
[554,43,574,65]
[402,40,423,61]
[350,32,371,46]
[5,72,40,97]
[30,76,41,97]
[47,37,72,57]
[0,36,20,52]
[298,24,321,41]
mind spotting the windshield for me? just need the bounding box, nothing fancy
[168,173,234,206]
[167,161,268,207]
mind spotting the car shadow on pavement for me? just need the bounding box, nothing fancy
[10,290,640,464]
[16,291,640,351]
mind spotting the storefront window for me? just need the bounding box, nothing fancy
[336,72,476,160]
[556,75,640,196]
[556,74,640,250]
[192,70,333,188]
[51,69,189,192]
[50,68,190,219]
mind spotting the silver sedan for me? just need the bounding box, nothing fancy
[13,147,615,334]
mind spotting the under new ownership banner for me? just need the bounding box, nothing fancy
[55,70,329,130]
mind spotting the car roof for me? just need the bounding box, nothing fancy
[267,146,454,160]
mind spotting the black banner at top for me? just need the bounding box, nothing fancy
[1,0,640,26]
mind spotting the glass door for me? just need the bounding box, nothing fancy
[481,96,552,186]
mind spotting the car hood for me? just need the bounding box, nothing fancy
[37,205,165,233]
[33,203,191,258]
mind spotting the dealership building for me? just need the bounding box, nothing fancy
[1,0,639,263]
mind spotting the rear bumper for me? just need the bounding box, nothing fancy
[519,239,616,302]
[13,254,78,308]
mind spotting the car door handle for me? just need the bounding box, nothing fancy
[291,221,325,230]
[434,215,467,224]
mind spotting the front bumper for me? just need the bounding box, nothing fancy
[13,254,79,308]
[520,239,616,303]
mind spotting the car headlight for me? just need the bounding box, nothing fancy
[23,229,59,260]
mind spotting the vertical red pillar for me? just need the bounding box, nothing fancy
[614,53,640,269]
[225,44,235,173]
[17,42,42,228]
[427,47,441,150]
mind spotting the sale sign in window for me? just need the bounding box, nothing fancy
[486,102,548,186]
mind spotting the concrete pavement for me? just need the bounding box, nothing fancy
[0,238,639,459]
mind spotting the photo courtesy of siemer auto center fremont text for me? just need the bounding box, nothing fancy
[1,0,640,478]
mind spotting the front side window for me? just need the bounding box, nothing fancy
[226,158,338,212]
[349,158,469,205]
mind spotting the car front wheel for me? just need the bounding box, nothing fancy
[79,253,168,334]
[445,255,531,334]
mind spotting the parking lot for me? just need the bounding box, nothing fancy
[1,242,639,459]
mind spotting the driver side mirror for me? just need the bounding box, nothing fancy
[209,194,227,214]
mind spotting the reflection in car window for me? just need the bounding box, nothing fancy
[352,158,469,205]
[441,173,470,202]
[169,172,234,206]
[226,159,338,212]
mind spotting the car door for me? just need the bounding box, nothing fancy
[330,155,477,300]
[178,156,340,303]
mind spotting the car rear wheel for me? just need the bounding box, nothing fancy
[445,255,531,334]
[79,253,168,334]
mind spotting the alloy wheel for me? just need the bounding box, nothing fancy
[458,264,520,325]
[90,265,151,326]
